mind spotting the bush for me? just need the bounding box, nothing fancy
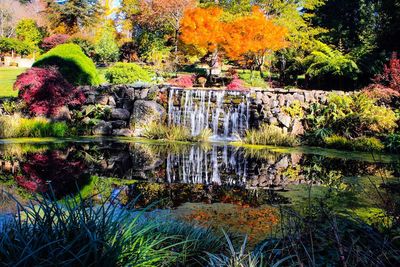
[0,37,32,56]
[384,134,400,152]
[226,75,247,91]
[168,74,195,88]
[0,115,69,138]
[14,67,85,116]
[33,43,100,86]
[306,93,397,139]
[374,52,400,92]
[243,124,299,147]
[40,34,70,51]
[324,135,384,152]
[105,62,152,84]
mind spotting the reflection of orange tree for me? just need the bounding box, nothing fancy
[183,204,279,244]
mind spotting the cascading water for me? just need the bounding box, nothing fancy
[168,88,250,140]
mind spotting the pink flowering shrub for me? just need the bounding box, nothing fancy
[227,75,247,91]
[168,74,195,88]
[41,34,70,51]
[14,67,85,116]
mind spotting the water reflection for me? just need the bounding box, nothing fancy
[0,140,399,206]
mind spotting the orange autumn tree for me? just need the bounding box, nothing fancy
[223,6,289,72]
[180,7,226,73]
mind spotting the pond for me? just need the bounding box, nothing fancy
[1,138,399,242]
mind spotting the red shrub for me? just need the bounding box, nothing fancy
[227,75,247,91]
[362,84,400,103]
[168,74,195,88]
[41,34,70,51]
[14,67,85,116]
[374,52,400,92]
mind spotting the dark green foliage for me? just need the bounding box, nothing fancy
[105,62,152,84]
[385,134,400,152]
[33,43,100,86]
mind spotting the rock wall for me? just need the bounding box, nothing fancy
[76,84,347,137]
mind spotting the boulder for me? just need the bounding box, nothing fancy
[95,95,109,105]
[108,96,116,107]
[112,128,133,137]
[130,100,166,136]
[53,106,71,121]
[277,113,291,128]
[291,119,304,136]
[92,120,112,136]
[111,120,127,129]
[111,108,130,120]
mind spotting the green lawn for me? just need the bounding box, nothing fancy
[0,67,26,98]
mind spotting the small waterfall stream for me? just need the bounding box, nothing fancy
[168,88,251,139]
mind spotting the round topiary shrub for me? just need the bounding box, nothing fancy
[105,62,152,84]
[33,43,100,86]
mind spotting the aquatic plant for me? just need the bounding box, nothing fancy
[243,124,299,147]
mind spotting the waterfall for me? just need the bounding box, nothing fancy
[168,89,250,139]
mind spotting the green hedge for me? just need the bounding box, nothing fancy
[33,43,100,86]
[105,62,152,84]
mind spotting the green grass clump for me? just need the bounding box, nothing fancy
[0,67,26,97]
[0,115,69,138]
[324,135,384,152]
[243,124,299,147]
[142,122,211,142]
[105,62,153,84]
[33,43,100,86]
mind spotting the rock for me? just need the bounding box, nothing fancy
[277,113,291,128]
[111,120,127,129]
[112,128,133,137]
[130,100,166,136]
[108,96,116,107]
[269,116,279,125]
[291,119,304,136]
[293,93,305,103]
[95,95,109,105]
[92,120,112,135]
[140,88,149,99]
[53,106,71,121]
[85,94,96,104]
[111,108,130,120]
[278,94,285,106]
[125,87,136,100]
